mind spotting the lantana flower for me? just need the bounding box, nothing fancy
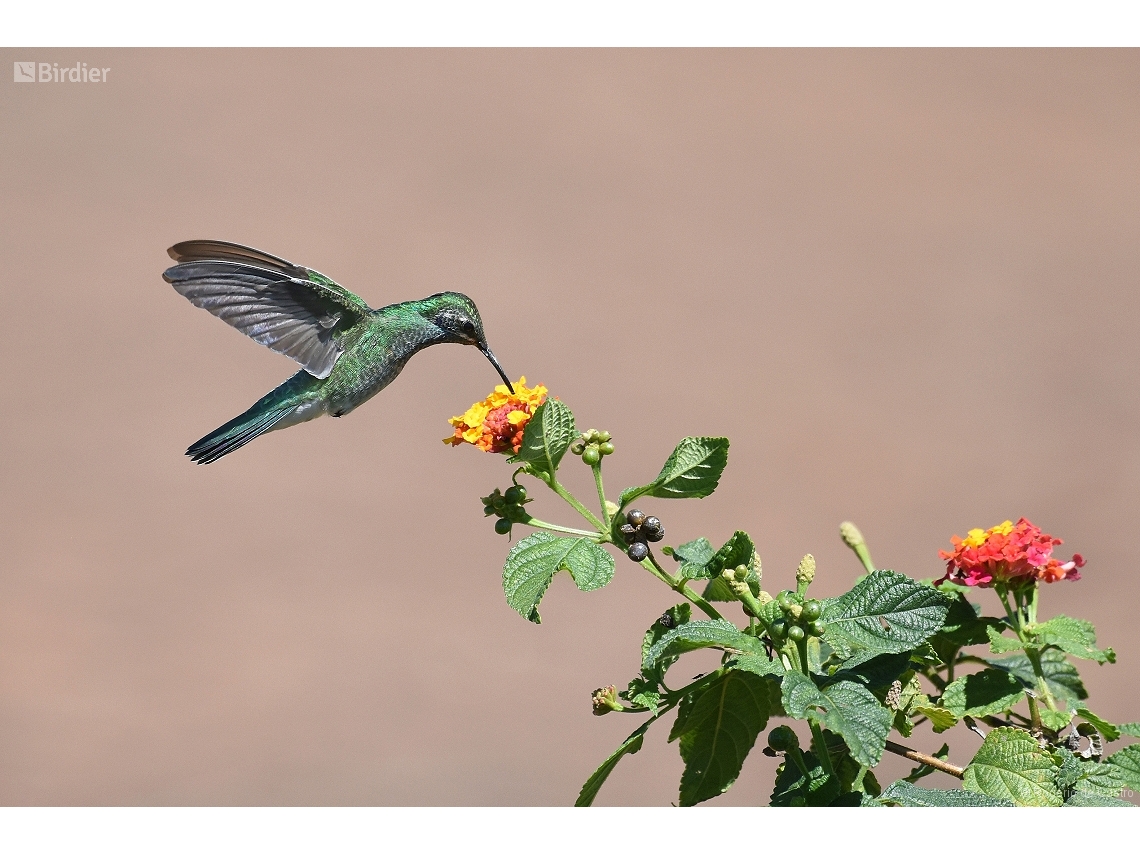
[444,377,548,454]
[937,517,1084,588]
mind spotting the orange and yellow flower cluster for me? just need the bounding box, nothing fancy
[444,377,548,454]
[938,517,1084,588]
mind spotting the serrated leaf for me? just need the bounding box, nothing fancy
[502,532,612,623]
[912,705,958,733]
[963,727,1063,806]
[1119,722,1140,737]
[1076,708,1121,742]
[692,531,758,597]
[574,717,654,807]
[1071,757,1126,798]
[822,571,950,655]
[877,780,1014,807]
[1031,615,1116,664]
[909,641,944,668]
[506,399,576,479]
[670,671,779,806]
[986,624,1024,654]
[643,619,764,673]
[620,437,729,506]
[782,672,892,767]
[941,668,1027,718]
[986,649,1087,704]
[670,538,714,571]
[1106,744,1140,791]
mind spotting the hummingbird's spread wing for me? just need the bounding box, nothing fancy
[164,241,373,379]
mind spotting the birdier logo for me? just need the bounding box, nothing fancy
[13,61,110,83]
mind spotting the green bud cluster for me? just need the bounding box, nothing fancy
[768,590,825,643]
[570,429,615,465]
[591,685,623,716]
[620,508,664,562]
[481,485,532,536]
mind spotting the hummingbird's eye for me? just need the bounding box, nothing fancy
[461,320,477,337]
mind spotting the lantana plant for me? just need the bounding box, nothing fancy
[447,382,1140,806]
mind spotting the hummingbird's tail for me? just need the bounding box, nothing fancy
[186,371,323,464]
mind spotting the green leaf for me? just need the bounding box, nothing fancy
[940,669,1027,718]
[963,727,1063,806]
[770,746,842,806]
[506,399,576,479]
[1119,722,1140,738]
[828,651,912,689]
[822,571,950,655]
[643,619,764,673]
[692,531,758,598]
[985,624,1024,654]
[669,671,779,806]
[877,780,1013,807]
[634,603,692,690]
[936,592,1003,647]
[501,532,613,623]
[1076,708,1121,742]
[1071,757,1127,798]
[670,537,715,569]
[1040,709,1073,731]
[782,672,892,767]
[912,705,958,733]
[574,717,654,807]
[986,649,1087,704]
[1030,615,1116,664]
[619,437,729,506]
[1106,744,1140,791]
[1064,791,1134,806]
[729,653,786,678]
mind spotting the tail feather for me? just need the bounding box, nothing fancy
[187,406,292,464]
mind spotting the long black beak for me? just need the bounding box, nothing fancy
[481,346,515,394]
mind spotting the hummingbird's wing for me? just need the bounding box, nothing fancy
[164,241,373,379]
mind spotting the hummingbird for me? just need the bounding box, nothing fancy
[163,240,514,464]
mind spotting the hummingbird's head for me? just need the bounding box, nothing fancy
[421,292,515,393]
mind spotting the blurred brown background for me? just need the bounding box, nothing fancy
[1,49,1138,805]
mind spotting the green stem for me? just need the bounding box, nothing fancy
[522,517,601,538]
[643,550,724,621]
[591,463,611,528]
[809,721,836,779]
[548,477,606,534]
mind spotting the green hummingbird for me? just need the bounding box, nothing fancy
[164,240,514,464]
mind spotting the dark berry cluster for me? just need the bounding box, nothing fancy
[768,590,825,643]
[619,508,663,562]
[481,485,530,535]
[570,429,615,465]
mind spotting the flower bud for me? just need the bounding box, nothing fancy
[839,521,865,549]
[605,501,620,517]
[795,554,816,588]
[591,685,623,716]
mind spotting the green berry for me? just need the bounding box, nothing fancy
[597,430,611,442]
[491,495,506,510]
[582,446,601,465]
[770,619,787,640]
[807,620,825,637]
[777,591,795,613]
[733,564,749,582]
[494,518,512,535]
[802,600,822,621]
[504,485,526,505]
[627,542,649,562]
[571,440,586,455]
[767,725,799,753]
[599,441,615,455]
[627,509,646,527]
[787,625,806,643]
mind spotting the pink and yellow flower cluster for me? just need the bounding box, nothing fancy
[938,517,1084,588]
[444,377,548,455]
